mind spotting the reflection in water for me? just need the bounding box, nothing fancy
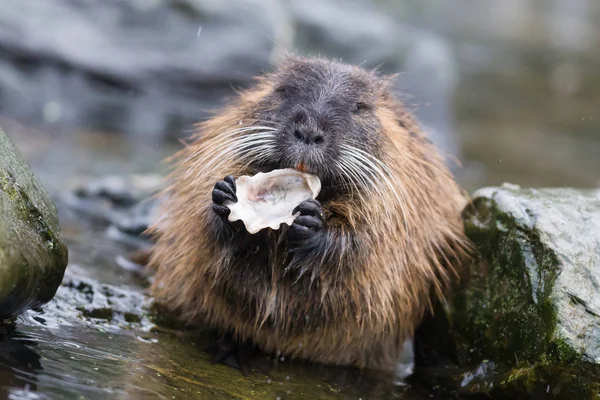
[0,329,42,397]
[1,316,152,399]
[0,316,416,399]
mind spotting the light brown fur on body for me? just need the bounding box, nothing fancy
[148,56,469,371]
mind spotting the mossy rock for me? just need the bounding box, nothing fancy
[0,128,68,319]
[428,185,600,397]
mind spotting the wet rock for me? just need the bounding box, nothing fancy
[422,185,600,396]
[30,265,153,332]
[64,174,163,247]
[0,129,68,318]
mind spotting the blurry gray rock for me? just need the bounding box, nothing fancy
[433,185,600,395]
[0,0,288,138]
[63,174,164,247]
[0,128,68,319]
[0,0,459,158]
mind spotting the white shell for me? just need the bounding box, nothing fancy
[225,169,321,234]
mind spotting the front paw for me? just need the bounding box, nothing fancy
[212,175,237,218]
[287,199,324,244]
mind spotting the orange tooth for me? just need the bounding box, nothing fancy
[296,162,306,172]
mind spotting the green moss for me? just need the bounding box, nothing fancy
[440,191,600,398]
[148,301,186,329]
[0,171,20,200]
[452,196,560,366]
[500,366,538,393]
[124,313,142,323]
[417,188,600,398]
[0,130,69,318]
[0,169,61,255]
[545,339,581,365]
[498,363,600,399]
[77,307,114,320]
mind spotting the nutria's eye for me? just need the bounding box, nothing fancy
[275,86,288,96]
[353,102,370,114]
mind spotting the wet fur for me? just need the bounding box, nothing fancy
[148,56,469,370]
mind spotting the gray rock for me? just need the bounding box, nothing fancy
[0,128,68,319]
[0,0,460,158]
[63,174,163,248]
[38,264,153,331]
[0,0,286,138]
[436,184,600,395]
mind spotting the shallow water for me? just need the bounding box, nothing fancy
[5,315,410,399]
[2,324,420,399]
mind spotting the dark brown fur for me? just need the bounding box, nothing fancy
[148,56,469,371]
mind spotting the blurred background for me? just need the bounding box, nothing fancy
[1,0,599,194]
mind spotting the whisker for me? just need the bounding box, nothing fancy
[184,125,277,163]
[191,132,276,179]
[240,143,278,170]
[335,159,361,199]
[341,145,412,236]
[201,138,275,173]
[187,132,276,174]
[340,154,395,221]
[199,131,276,161]
[186,133,274,178]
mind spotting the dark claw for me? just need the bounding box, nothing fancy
[287,223,316,242]
[211,337,238,367]
[212,204,231,218]
[212,188,236,205]
[288,199,324,245]
[214,180,237,201]
[294,215,323,230]
[224,175,236,189]
[212,176,237,218]
[292,198,322,218]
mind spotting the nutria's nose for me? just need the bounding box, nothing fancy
[292,110,325,145]
[293,128,324,145]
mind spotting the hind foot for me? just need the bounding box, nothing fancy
[206,334,271,376]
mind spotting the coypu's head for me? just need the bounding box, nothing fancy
[233,56,395,195]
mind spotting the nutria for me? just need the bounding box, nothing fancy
[148,55,469,372]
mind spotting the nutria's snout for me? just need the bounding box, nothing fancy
[277,107,338,178]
